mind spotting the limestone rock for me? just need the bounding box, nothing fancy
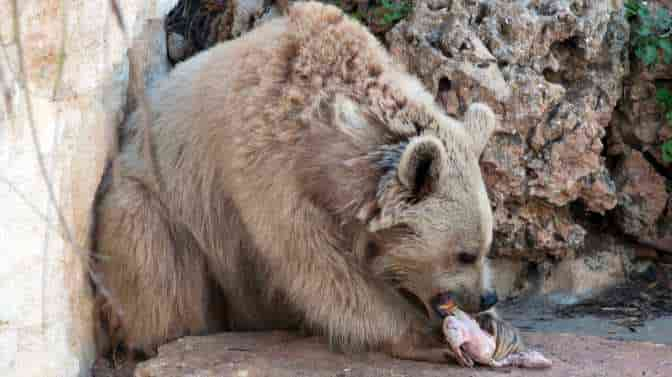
[386,0,627,259]
[0,1,176,376]
[539,234,632,304]
[134,331,672,377]
[608,1,672,255]
[614,148,668,238]
[165,0,276,64]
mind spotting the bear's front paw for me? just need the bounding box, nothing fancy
[386,342,472,366]
[383,323,469,366]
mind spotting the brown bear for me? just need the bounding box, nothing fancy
[92,1,499,364]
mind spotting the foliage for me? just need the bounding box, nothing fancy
[626,0,672,65]
[377,0,412,25]
[656,88,672,162]
[626,0,672,162]
[330,0,412,34]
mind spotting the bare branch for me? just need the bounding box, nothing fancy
[129,51,166,190]
[1,0,141,338]
[52,0,68,100]
[0,40,19,83]
[0,61,13,121]
[0,176,53,227]
[7,1,125,312]
[10,0,79,255]
[102,2,122,187]
[109,0,165,191]
[108,0,128,33]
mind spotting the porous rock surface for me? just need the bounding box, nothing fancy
[387,0,629,260]
[134,331,672,377]
[608,8,672,253]
[161,0,672,289]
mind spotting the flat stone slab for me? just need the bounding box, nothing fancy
[135,331,672,377]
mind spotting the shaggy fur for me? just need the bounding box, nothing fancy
[92,2,499,364]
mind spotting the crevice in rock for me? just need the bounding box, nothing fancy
[426,30,442,51]
[438,76,452,92]
[570,1,585,17]
[621,143,672,182]
[642,149,672,182]
[474,2,488,25]
[543,67,565,85]
[549,36,584,65]
[427,0,452,11]
[557,35,581,51]
[569,200,611,234]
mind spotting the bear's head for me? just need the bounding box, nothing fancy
[378,109,495,319]
[288,2,498,318]
[348,102,498,319]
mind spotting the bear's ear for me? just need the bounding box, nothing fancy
[363,136,446,232]
[462,103,497,156]
[397,135,447,198]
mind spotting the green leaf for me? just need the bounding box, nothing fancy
[656,87,671,101]
[665,49,672,65]
[638,4,651,19]
[655,8,672,30]
[637,26,652,37]
[657,88,672,110]
[662,140,672,163]
[625,0,640,17]
[642,44,659,66]
[655,8,668,23]
[666,111,672,124]
[660,39,672,64]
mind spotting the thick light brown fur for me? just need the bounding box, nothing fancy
[92,2,499,363]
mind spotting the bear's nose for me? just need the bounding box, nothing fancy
[480,291,498,311]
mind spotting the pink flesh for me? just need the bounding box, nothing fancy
[443,314,553,369]
[443,314,496,365]
[494,350,553,369]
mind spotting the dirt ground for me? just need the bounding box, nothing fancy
[555,263,672,329]
[92,262,672,377]
[497,261,672,346]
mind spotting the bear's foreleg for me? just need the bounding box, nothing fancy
[235,193,459,363]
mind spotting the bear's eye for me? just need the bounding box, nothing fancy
[458,252,478,265]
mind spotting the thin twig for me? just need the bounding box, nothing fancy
[7,1,125,317]
[1,40,19,135]
[0,41,19,86]
[108,0,128,32]
[9,0,79,255]
[108,0,165,191]
[102,1,122,186]
[0,177,53,227]
[52,0,67,100]
[0,62,12,121]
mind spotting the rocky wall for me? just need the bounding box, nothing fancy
[0,1,176,376]
[161,0,672,301]
[387,0,630,262]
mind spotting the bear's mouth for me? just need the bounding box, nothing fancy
[397,288,430,318]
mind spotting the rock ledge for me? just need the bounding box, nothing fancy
[135,331,672,377]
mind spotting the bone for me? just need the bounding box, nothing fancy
[439,298,552,369]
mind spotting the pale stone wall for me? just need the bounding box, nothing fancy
[0,1,176,376]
